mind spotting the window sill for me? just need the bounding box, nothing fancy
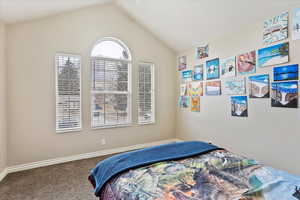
[56,128,83,134]
[137,122,155,126]
[91,122,155,130]
[57,122,156,134]
[91,123,133,130]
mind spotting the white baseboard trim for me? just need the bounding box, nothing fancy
[0,168,8,182]
[5,138,182,176]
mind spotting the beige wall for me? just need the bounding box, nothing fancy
[6,3,177,166]
[0,20,7,172]
[176,9,300,175]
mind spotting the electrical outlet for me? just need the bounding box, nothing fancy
[100,138,106,145]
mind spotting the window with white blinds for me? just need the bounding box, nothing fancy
[55,54,82,132]
[91,38,132,128]
[138,63,155,124]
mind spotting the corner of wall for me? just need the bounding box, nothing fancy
[0,19,7,178]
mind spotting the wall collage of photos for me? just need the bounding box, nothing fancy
[178,9,300,117]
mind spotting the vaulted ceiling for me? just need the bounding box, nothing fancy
[0,0,110,22]
[1,0,300,51]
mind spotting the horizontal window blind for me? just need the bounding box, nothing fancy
[55,54,82,132]
[138,63,155,124]
[91,57,131,128]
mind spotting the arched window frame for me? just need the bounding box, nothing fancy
[90,37,132,128]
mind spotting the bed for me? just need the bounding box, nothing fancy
[89,141,300,200]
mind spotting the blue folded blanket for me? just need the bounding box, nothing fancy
[90,141,220,197]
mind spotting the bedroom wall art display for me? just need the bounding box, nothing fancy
[263,12,288,45]
[188,81,204,96]
[193,64,204,81]
[222,77,246,95]
[292,8,300,40]
[237,51,256,75]
[196,44,209,59]
[206,58,220,80]
[178,56,187,71]
[182,70,193,82]
[179,96,190,109]
[249,74,270,98]
[271,81,298,108]
[220,56,236,78]
[274,64,299,81]
[231,96,248,117]
[258,42,289,67]
[206,81,221,96]
[191,96,200,112]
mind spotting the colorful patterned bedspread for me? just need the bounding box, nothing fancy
[100,150,300,200]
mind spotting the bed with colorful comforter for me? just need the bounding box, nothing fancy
[89,141,300,200]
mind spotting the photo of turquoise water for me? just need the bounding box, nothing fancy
[258,42,289,67]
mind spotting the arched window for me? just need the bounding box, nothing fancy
[90,38,132,128]
[91,40,131,60]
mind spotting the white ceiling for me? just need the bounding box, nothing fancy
[1,0,300,51]
[0,0,111,23]
[116,0,300,51]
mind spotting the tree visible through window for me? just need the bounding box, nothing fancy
[91,38,132,128]
[56,54,81,132]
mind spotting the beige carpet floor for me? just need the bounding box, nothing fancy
[0,155,111,200]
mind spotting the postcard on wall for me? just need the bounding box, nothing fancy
[193,64,204,81]
[206,58,220,80]
[249,74,270,98]
[274,64,299,81]
[222,77,246,95]
[271,81,298,108]
[179,96,190,109]
[231,96,248,117]
[263,12,288,45]
[220,56,236,78]
[188,81,204,96]
[293,8,300,40]
[178,56,187,71]
[258,42,289,67]
[180,84,188,96]
[182,70,193,82]
[237,51,256,75]
[191,96,200,112]
[196,44,209,59]
[206,81,221,96]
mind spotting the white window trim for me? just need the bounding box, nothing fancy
[90,37,132,129]
[55,53,82,133]
[90,37,132,61]
[137,62,155,125]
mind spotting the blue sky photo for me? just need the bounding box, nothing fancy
[249,74,269,83]
[231,96,247,106]
[272,81,298,94]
